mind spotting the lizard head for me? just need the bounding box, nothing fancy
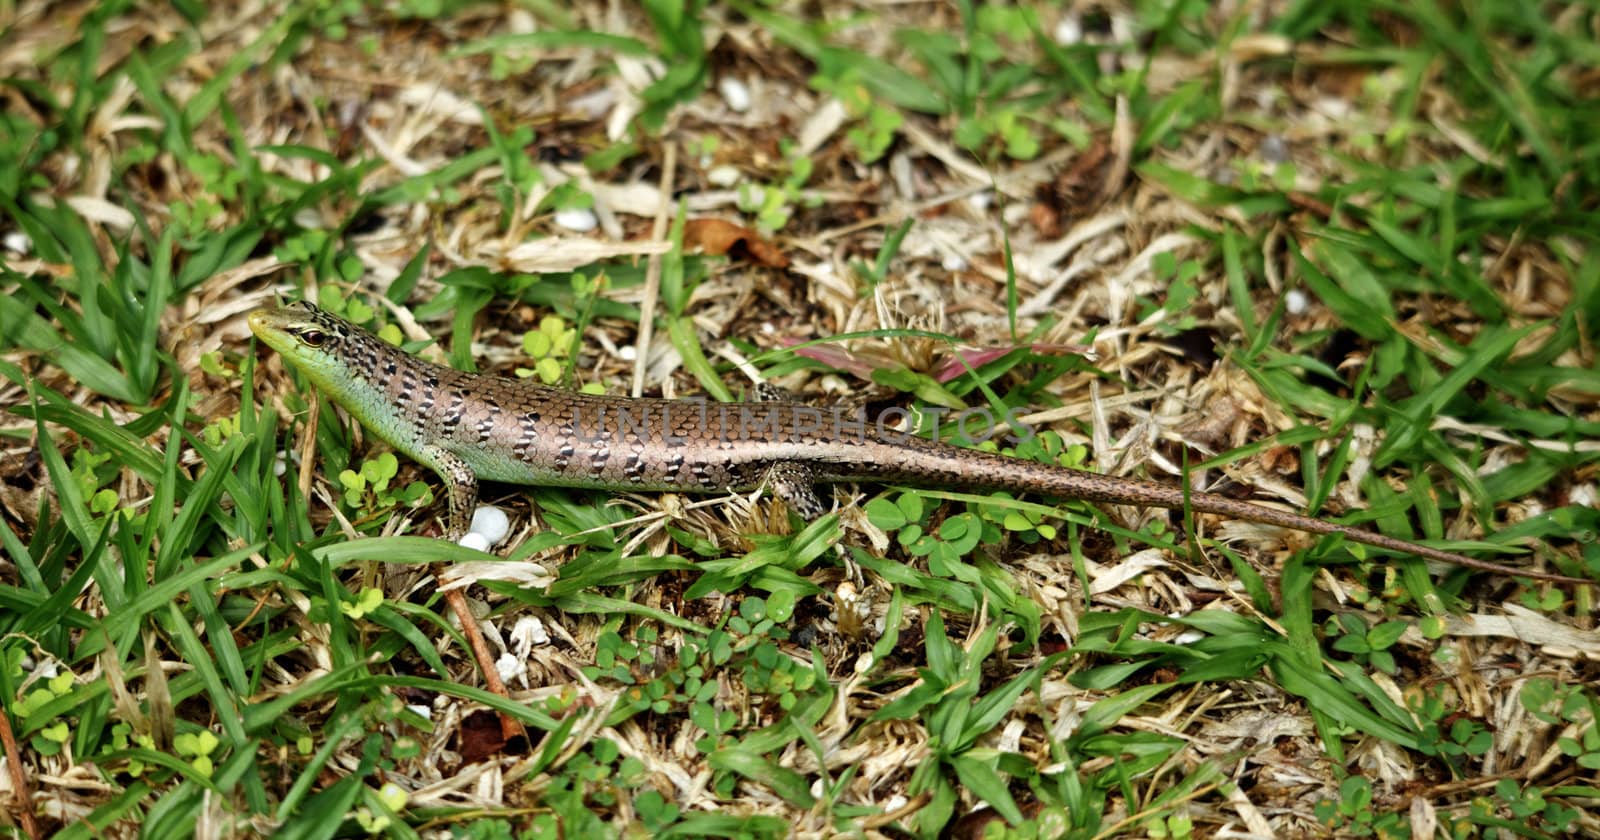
[249,299,353,354]
[250,300,440,451]
[248,300,374,387]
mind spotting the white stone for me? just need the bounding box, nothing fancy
[553,208,598,232]
[706,165,742,188]
[1286,289,1308,315]
[718,76,752,113]
[1054,15,1083,45]
[457,531,492,552]
[469,505,511,545]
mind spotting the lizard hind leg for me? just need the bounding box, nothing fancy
[749,385,833,520]
[766,462,829,519]
[753,382,801,403]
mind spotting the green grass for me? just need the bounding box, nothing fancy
[2,1,1598,837]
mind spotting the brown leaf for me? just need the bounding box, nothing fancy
[1034,140,1111,226]
[457,708,508,764]
[683,218,789,268]
[1029,201,1061,238]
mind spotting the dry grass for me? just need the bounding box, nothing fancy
[2,1,1598,837]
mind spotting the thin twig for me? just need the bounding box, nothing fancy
[445,588,525,747]
[0,700,41,840]
[631,141,677,398]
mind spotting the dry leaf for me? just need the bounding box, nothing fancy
[457,709,508,764]
[683,218,789,268]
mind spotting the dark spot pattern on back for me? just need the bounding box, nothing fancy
[440,390,465,439]
[623,450,644,483]
[512,411,539,460]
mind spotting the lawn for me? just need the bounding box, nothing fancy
[1,1,1598,837]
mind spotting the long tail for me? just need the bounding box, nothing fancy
[852,440,1589,585]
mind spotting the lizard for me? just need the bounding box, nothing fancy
[247,300,1589,586]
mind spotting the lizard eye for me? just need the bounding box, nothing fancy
[299,328,328,347]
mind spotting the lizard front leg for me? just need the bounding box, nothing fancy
[415,443,520,744]
[419,445,479,541]
[751,385,833,519]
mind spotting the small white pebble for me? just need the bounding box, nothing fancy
[1286,288,1308,315]
[469,505,511,545]
[406,703,432,721]
[967,190,993,211]
[884,794,908,812]
[941,253,967,272]
[1053,15,1083,45]
[718,76,752,112]
[3,231,30,254]
[553,208,598,232]
[273,454,287,477]
[617,344,637,361]
[706,164,742,188]
[457,531,492,552]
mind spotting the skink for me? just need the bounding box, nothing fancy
[248,301,1588,585]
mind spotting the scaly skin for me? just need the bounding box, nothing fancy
[248,301,1589,585]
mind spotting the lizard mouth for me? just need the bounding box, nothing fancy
[246,309,270,334]
[246,307,303,355]
[247,306,310,335]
